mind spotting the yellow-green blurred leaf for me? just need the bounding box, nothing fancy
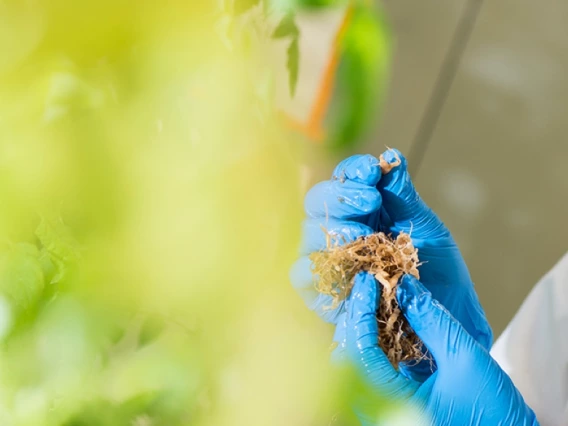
[328,4,392,149]
[287,37,300,96]
[234,0,263,15]
[0,243,44,311]
[35,216,80,284]
[272,12,299,38]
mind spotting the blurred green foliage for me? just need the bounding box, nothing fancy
[328,3,391,150]
[0,1,397,425]
[231,0,391,151]
[272,13,301,95]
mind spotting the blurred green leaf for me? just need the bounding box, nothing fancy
[296,0,347,7]
[234,0,262,15]
[328,4,391,149]
[0,1,394,424]
[272,13,299,39]
[35,216,80,284]
[38,248,57,285]
[138,314,166,347]
[287,37,300,96]
[63,393,157,426]
[43,70,106,123]
[63,390,194,426]
[273,13,300,96]
[215,13,234,51]
[0,243,44,310]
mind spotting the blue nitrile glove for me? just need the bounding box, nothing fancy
[335,272,539,426]
[290,154,382,324]
[290,150,492,378]
[376,150,492,352]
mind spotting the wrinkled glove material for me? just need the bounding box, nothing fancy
[290,150,493,377]
[334,273,539,426]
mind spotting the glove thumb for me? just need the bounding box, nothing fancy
[378,149,449,239]
[396,275,478,367]
[346,272,418,399]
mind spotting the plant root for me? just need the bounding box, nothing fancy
[310,151,427,369]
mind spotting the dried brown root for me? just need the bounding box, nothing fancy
[310,232,425,368]
[310,150,427,369]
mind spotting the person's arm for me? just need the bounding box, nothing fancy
[491,253,568,426]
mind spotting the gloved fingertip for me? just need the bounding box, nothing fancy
[378,149,409,189]
[304,180,382,219]
[333,154,382,186]
[300,219,374,255]
[333,312,347,340]
[330,344,346,365]
[401,274,428,292]
[397,275,429,312]
[347,272,378,320]
[382,148,406,168]
[333,312,347,358]
[331,312,347,364]
[349,272,377,300]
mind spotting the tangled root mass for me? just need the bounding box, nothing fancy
[310,153,428,368]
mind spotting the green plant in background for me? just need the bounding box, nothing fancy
[329,3,391,150]
[0,1,398,425]
[224,0,391,150]
[271,13,301,96]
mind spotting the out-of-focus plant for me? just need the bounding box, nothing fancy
[0,1,398,425]
[328,3,391,150]
[221,0,391,150]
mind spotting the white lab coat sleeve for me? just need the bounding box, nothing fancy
[491,252,568,426]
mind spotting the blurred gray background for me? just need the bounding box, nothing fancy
[369,0,568,335]
[309,0,568,336]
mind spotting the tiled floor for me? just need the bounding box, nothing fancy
[365,0,568,334]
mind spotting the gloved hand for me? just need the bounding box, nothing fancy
[334,272,539,426]
[290,150,493,378]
